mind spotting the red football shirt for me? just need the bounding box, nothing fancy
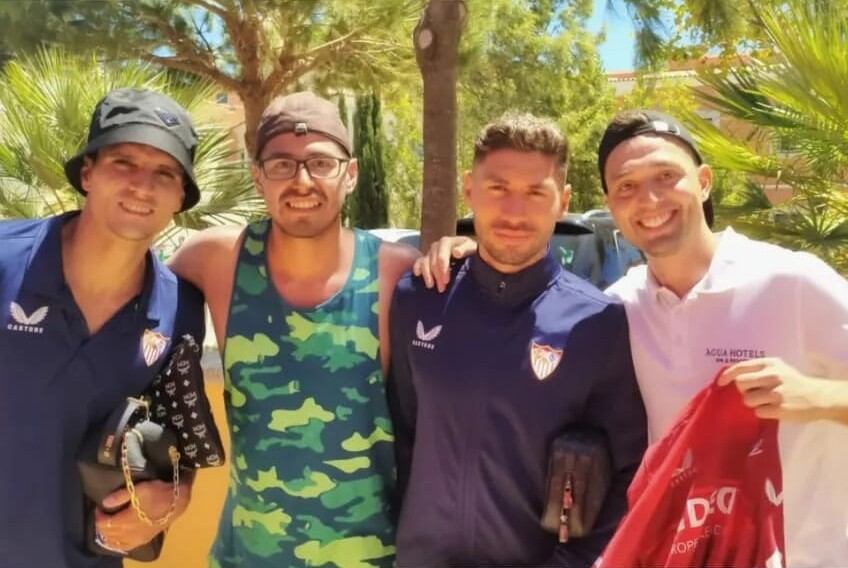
[597,377,785,567]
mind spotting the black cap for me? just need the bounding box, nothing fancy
[255,91,352,159]
[598,110,713,227]
[64,88,200,211]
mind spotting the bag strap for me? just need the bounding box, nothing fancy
[98,397,148,467]
[559,473,574,543]
[120,427,181,527]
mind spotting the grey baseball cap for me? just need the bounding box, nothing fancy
[64,88,200,211]
[255,91,352,159]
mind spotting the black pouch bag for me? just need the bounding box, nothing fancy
[541,427,612,543]
[77,397,180,561]
[77,334,224,561]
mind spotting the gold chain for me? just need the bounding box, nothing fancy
[120,428,181,527]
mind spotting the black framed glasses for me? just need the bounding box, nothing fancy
[258,156,348,180]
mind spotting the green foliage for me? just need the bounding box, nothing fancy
[0,1,619,229]
[0,0,420,152]
[0,0,423,229]
[606,0,786,66]
[683,1,848,273]
[0,48,263,246]
[0,0,417,79]
[458,0,612,214]
[614,74,698,116]
[0,0,71,59]
[378,0,616,227]
[347,93,388,229]
[382,86,423,228]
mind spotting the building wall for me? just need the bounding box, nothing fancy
[195,90,247,157]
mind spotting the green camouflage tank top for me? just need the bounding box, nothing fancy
[211,220,395,568]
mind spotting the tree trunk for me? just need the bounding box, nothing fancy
[415,0,465,251]
[239,87,270,159]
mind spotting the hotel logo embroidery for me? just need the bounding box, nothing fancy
[142,329,169,367]
[530,342,563,380]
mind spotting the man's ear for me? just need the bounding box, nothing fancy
[251,162,265,197]
[343,158,358,196]
[698,164,713,202]
[80,156,95,193]
[461,170,474,207]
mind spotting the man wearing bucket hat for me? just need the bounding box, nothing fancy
[0,88,205,567]
[170,91,418,567]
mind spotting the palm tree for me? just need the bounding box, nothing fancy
[0,49,263,249]
[682,1,848,273]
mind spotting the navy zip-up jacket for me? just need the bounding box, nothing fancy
[387,251,647,567]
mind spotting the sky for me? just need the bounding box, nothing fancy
[588,0,638,72]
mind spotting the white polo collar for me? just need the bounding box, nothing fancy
[645,228,746,306]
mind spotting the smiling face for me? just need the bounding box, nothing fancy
[80,142,184,242]
[252,132,356,239]
[464,149,570,273]
[603,134,712,259]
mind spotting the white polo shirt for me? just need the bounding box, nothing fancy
[607,227,848,567]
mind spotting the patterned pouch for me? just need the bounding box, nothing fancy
[145,334,225,469]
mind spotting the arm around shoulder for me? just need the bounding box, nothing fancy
[168,226,243,293]
[377,242,421,369]
[379,241,421,288]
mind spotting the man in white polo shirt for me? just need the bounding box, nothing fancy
[598,110,848,567]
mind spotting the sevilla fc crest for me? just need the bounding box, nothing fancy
[141,329,169,367]
[530,342,563,380]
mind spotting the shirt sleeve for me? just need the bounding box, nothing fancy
[797,253,848,381]
[548,302,648,567]
[385,279,417,517]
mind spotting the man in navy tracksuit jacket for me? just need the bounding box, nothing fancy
[388,114,647,566]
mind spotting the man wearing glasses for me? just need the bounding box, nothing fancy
[170,91,418,567]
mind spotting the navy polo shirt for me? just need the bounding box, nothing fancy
[387,251,647,567]
[0,213,204,568]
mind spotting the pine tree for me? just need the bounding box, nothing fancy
[348,93,388,229]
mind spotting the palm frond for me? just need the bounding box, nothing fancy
[686,1,848,274]
[0,48,264,235]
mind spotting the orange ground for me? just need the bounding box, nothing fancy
[127,381,229,568]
